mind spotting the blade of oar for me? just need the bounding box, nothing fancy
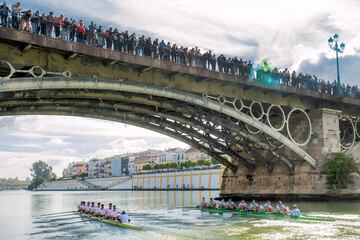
[39,210,74,217]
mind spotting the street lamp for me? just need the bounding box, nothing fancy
[328,33,345,96]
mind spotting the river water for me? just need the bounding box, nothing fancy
[1,190,360,240]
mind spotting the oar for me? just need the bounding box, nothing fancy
[41,213,76,219]
[39,210,75,217]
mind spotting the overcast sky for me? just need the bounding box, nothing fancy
[1,0,360,179]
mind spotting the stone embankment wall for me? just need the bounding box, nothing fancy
[38,168,223,191]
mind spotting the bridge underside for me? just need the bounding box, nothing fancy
[0,77,325,174]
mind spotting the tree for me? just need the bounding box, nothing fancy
[143,164,152,171]
[169,162,178,169]
[325,153,358,189]
[28,161,57,190]
[79,172,88,181]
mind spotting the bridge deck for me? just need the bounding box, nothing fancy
[0,27,359,111]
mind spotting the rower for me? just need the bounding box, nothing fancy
[226,199,237,209]
[262,200,273,213]
[91,202,101,215]
[290,205,301,217]
[201,197,208,208]
[87,202,95,214]
[275,201,288,215]
[249,199,260,212]
[84,201,91,213]
[208,198,216,208]
[118,211,130,223]
[237,200,248,211]
[218,199,226,209]
[110,205,120,220]
[105,203,113,219]
[96,204,106,217]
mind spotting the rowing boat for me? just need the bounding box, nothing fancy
[76,211,144,230]
[190,207,336,222]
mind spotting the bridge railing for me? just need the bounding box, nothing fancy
[0,4,359,99]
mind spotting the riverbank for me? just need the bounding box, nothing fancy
[37,168,223,191]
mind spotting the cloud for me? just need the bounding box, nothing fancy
[45,138,70,146]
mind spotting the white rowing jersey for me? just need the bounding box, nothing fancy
[110,210,119,218]
[119,214,129,223]
[96,208,106,215]
[105,208,113,216]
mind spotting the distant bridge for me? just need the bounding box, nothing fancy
[0,27,359,199]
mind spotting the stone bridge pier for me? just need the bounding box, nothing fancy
[221,108,360,200]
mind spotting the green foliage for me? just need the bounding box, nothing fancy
[169,162,178,169]
[142,164,152,171]
[79,172,88,180]
[325,153,358,189]
[28,161,56,190]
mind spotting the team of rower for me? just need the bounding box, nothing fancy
[201,197,301,217]
[78,201,130,223]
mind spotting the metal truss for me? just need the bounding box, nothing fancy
[0,62,319,171]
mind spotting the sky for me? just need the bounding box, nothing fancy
[1,0,360,179]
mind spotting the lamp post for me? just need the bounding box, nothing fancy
[328,33,345,96]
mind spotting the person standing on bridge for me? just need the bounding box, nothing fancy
[53,14,64,38]
[45,12,54,37]
[96,25,104,48]
[76,20,86,44]
[0,2,11,27]
[20,9,31,32]
[30,10,40,34]
[11,2,20,29]
[61,17,70,40]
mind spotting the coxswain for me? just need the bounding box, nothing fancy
[226,199,237,210]
[275,201,288,215]
[200,197,208,208]
[118,211,130,223]
[249,199,260,212]
[262,200,274,213]
[290,205,301,217]
[237,200,248,211]
[208,198,216,208]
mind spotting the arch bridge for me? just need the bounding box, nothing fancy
[0,28,359,199]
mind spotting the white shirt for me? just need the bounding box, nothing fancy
[119,214,129,223]
[110,210,119,218]
[105,208,113,216]
[96,208,106,215]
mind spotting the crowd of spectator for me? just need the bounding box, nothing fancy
[0,1,359,99]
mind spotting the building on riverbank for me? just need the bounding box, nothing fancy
[38,166,223,191]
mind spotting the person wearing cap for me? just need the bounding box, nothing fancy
[118,211,130,223]
[78,201,85,211]
[290,205,301,217]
